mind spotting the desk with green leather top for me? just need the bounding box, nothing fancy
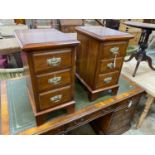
[0,75,144,135]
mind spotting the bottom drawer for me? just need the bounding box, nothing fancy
[96,71,120,89]
[39,86,72,110]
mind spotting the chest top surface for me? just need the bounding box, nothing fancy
[76,26,134,41]
[15,29,79,51]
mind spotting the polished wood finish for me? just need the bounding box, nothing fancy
[39,86,72,110]
[100,57,124,73]
[76,26,133,41]
[15,29,79,125]
[32,49,72,74]
[100,41,127,58]
[36,69,71,92]
[96,71,119,89]
[0,75,145,135]
[76,26,133,100]
[15,29,79,51]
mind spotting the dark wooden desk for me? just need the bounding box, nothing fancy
[0,75,144,135]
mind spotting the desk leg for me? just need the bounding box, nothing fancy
[136,95,154,128]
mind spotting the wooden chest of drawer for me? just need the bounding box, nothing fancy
[15,29,79,125]
[76,26,133,101]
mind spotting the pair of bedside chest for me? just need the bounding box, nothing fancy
[15,26,133,125]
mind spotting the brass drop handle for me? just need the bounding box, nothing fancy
[48,76,62,85]
[107,62,115,69]
[125,100,133,112]
[47,57,61,66]
[110,47,119,68]
[128,100,133,108]
[104,77,112,84]
[50,95,62,103]
[110,47,119,55]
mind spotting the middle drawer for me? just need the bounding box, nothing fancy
[36,69,72,92]
[99,57,124,74]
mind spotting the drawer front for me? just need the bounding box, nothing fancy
[114,95,140,111]
[36,69,72,92]
[64,106,113,132]
[99,57,124,74]
[100,42,128,59]
[96,71,119,89]
[39,86,72,110]
[33,49,72,73]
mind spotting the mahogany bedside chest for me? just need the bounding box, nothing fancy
[15,29,79,125]
[75,26,134,101]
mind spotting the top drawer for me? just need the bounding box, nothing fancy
[100,42,128,59]
[32,49,72,74]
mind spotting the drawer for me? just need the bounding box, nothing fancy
[36,69,72,92]
[114,95,140,111]
[96,71,119,89]
[39,86,72,110]
[65,106,113,132]
[99,57,124,73]
[32,49,72,73]
[100,42,128,59]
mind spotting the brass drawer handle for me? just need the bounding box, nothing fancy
[110,47,119,55]
[104,77,112,84]
[50,95,62,103]
[48,76,62,85]
[47,57,61,66]
[107,62,115,69]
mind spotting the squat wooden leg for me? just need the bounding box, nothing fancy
[136,95,154,128]
[36,115,47,126]
[88,92,98,101]
[111,86,119,95]
[66,104,75,114]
